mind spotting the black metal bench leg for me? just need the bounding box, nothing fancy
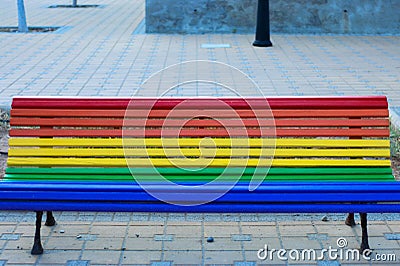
[360,213,370,252]
[31,211,44,255]
[45,211,56,226]
[345,213,356,227]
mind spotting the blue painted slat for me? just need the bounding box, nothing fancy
[1,191,400,203]
[1,181,400,213]
[0,201,399,213]
[2,181,400,193]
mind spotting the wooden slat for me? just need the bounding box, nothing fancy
[7,157,392,167]
[11,96,389,109]
[9,148,390,158]
[8,138,390,148]
[4,173,395,181]
[9,128,390,137]
[10,117,389,127]
[10,109,389,118]
[6,167,394,175]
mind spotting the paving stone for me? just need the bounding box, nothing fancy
[167,213,186,221]
[76,234,97,241]
[204,237,242,251]
[243,237,282,252]
[314,224,360,237]
[90,225,126,237]
[131,214,150,221]
[234,262,256,266]
[185,214,204,222]
[76,215,96,222]
[66,260,90,266]
[128,225,164,237]
[0,226,16,234]
[239,214,259,222]
[0,249,37,264]
[308,233,329,241]
[164,238,202,251]
[113,213,132,222]
[39,250,83,264]
[384,233,400,240]
[363,224,393,237]
[164,250,202,264]
[154,234,174,241]
[281,236,321,250]
[46,236,84,250]
[0,234,20,240]
[280,224,317,236]
[204,250,243,264]
[317,261,340,266]
[45,225,91,237]
[204,214,223,222]
[151,262,173,266]
[166,225,201,236]
[231,234,252,241]
[81,250,121,264]
[367,236,400,249]
[222,214,240,222]
[150,214,167,222]
[83,237,123,250]
[94,214,113,222]
[58,215,79,222]
[124,237,162,251]
[241,225,277,237]
[204,225,240,237]
[121,251,162,264]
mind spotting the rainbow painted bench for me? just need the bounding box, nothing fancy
[1,96,400,254]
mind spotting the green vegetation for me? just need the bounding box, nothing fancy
[0,109,10,130]
[390,121,400,159]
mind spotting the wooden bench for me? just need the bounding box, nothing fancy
[1,96,400,255]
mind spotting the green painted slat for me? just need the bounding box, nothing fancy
[4,174,395,181]
[5,167,394,175]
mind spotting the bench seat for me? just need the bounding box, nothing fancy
[1,96,400,213]
[2,181,400,212]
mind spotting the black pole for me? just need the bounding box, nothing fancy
[253,0,272,47]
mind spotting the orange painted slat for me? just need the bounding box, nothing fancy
[10,117,389,128]
[11,109,127,117]
[11,108,389,118]
[9,128,389,137]
[11,96,389,109]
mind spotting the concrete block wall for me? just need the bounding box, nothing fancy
[145,0,256,34]
[146,0,400,34]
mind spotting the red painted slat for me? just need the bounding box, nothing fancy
[11,96,388,109]
[11,109,389,118]
[9,128,390,138]
[10,117,389,128]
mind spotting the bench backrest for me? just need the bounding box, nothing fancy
[5,96,393,183]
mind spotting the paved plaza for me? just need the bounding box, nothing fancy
[0,212,400,265]
[1,0,400,265]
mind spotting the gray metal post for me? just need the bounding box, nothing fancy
[253,0,272,47]
[17,0,28,33]
[72,0,78,7]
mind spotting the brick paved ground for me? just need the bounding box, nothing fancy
[1,0,400,107]
[0,212,400,265]
[1,0,400,265]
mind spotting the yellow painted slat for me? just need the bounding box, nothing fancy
[9,148,390,158]
[9,138,390,148]
[7,157,391,167]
